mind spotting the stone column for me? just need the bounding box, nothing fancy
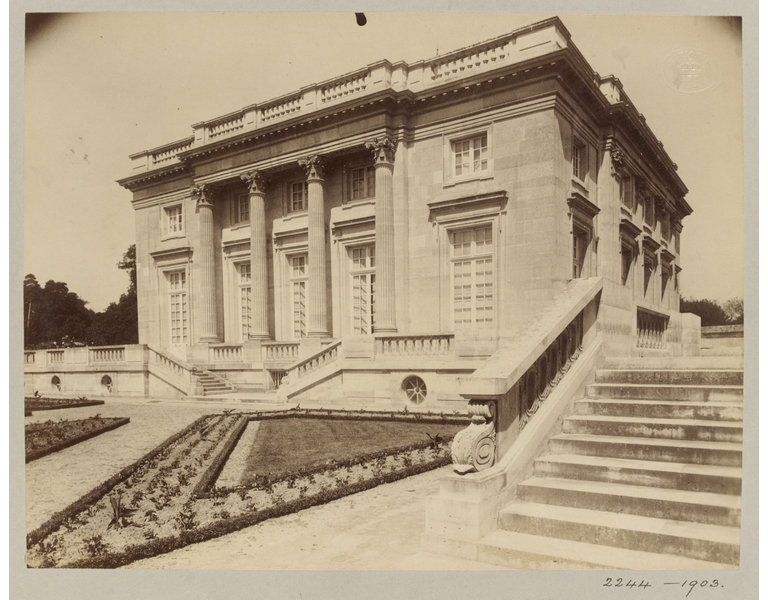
[298,155,329,338]
[241,170,270,339]
[191,184,219,342]
[365,135,398,333]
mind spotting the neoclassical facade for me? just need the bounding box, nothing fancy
[110,17,694,407]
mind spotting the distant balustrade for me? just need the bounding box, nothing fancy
[47,350,64,365]
[375,334,454,356]
[320,70,370,103]
[286,340,342,382]
[207,114,245,139]
[260,95,302,122]
[151,138,194,165]
[263,342,300,362]
[89,346,126,363]
[24,351,36,365]
[430,40,509,81]
[210,345,243,362]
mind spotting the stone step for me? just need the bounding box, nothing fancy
[549,434,742,466]
[603,356,744,370]
[498,503,740,565]
[533,454,743,495]
[562,415,743,443]
[574,398,742,420]
[516,477,741,526]
[476,530,736,570]
[595,369,743,386]
[586,383,743,402]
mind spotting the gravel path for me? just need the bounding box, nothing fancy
[215,420,261,487]
[24,398,237,532]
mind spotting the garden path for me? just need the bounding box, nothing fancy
[23,397,283,532]
[125,465,504,570]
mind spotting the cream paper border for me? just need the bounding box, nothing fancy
[9,1,759,599]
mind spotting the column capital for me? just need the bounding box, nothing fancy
[191,183,213,207]
[365,135,397,165]
[298,155,326,181]
[241,170,269,195]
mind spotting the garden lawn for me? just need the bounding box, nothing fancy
[239,417,465,485]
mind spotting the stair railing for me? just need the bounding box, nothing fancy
[146,345,198,396]
[451,277,602,474]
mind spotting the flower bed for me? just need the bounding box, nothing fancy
[25,397,105,412]
[26,416,131,463]
[26,409,468,569]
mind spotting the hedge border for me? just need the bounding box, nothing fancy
[25,418,131,463]
[24,399,105,412]
[61,449,451,569]
[28,409,468,567]
[26,414,210,548]
[191,415,250,497]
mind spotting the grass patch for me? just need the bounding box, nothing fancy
[240,417,464,485]
[26,416,130,463]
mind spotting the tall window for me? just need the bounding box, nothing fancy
[572,139,587,180]
[168,271,188,346]
[233,194,249,225]
[620,177,633,210]
[289,255,308,339]
[572,225,589,279]
[349,166,375,201]
[660,210,671,240]
[452,133,488,178]
[661,264,672,300]
[643,195,655,226]
[238,263,252,341]
[621,239,635,286]
[289,181,308,213]
[643,250,656,297]
[164,205,183,235]
[450,225,493,328]
[350,245,376,334]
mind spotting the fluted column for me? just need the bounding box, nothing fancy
[191,184,219,342]
[241,170,270,339]
[298,155,329,337]
[366,136,397,333]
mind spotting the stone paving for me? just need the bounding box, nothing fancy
[24,396,282,532]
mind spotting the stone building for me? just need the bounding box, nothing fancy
[28,16,697,406]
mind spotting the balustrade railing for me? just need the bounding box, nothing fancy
[260,95,301,122]
[430,40,509,81]
[285,340,342,382]
[47,350,64,364]
[147,345,195,394]
[450,277,601,475]
[320,70,370,103]
[263,342,300,362]
[207,114,245,139]
[636,308,668,349]
[375,334,454,356]
[89,346,126,363]
[24,351,36,365]
[151,138,194,166]
[210,345,243,362]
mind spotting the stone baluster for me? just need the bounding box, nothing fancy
[191,184,219,342]
[299,155,330,337]
[241,170,271,339]
[365,135,398,333]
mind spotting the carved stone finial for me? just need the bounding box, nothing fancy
[190,184,212,206]
[450,399,497,474]
[241,170,269,195]
[364,135,397,165]
[298,155,326,181]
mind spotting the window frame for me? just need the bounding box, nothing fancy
[236,261,252,342]
[443,126,493,186]
[348,243,376,335]
[286,180,309,215]
[162,203,185,239]
[288,253,309,340]
[448,223,495,330]
[346,164,376,203]
[231,193,250,227]
[572,138,588,182]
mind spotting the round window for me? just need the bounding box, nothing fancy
[101,375,113,391]
[402,375,427,405]
[51,375,61,390]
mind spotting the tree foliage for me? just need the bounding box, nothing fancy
[680,297,743,327]
[24,245,139,348]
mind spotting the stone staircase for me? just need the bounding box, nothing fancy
[481,359,743,569]
[191,367,237,396]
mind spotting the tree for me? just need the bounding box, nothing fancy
[722,297,744,325]
[85,245,138,345]
[680,297,730,327]
[23,275,94,348]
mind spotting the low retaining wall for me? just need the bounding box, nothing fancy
[701,325,744,356]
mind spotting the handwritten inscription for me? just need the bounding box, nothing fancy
[602,578,725,597]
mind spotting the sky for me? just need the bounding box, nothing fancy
[23,12,745,311]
